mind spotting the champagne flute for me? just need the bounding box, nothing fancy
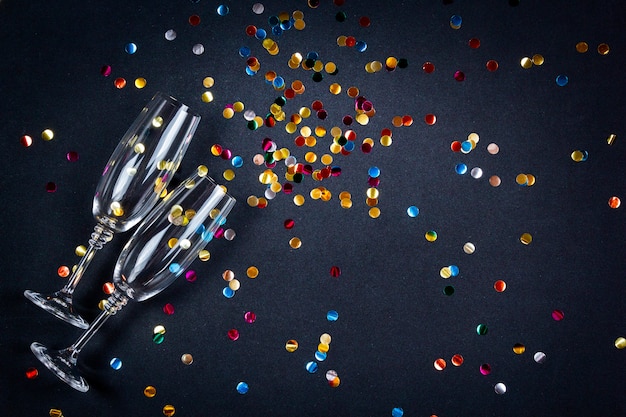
[24,92,200,329]
[30,168,236,392]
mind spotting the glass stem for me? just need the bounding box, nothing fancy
[69,291,128,356]
[61,223,114,296]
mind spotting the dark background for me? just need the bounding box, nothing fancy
[1,0,625,416]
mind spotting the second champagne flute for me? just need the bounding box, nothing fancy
[24,92,200,329]
[30,168,236,392]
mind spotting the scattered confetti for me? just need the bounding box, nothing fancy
[25,367,39,379]
[494,382,507,394]
[236,381,249,394]
[20,134,33,147]
[109,357,122,370]
[534,351,547,363]
[143,385,157,398]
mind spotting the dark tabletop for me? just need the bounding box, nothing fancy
[2,0,625,416]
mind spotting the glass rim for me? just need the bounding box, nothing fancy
[151,91,201,117]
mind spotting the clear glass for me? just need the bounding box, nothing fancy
[30,169,236,392]
[24,92,200,329]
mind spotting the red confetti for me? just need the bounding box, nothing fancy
[163,303,175,315]
[45,182,57,193]
[25,367,39,379]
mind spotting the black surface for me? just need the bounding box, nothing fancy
[2,1,625,416]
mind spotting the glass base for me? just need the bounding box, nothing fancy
[24,290,90,329]
[30,342,90,392]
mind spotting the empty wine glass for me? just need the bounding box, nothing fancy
[30,167,236,392]
[24,92,201,329]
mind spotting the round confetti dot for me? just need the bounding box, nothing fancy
[468,38,480,49]
[125,42,137,54]
[165,29,177,40]
[392,407,404,417]
[227,329,240,341]
[520,57,533,69]
[285,339,299,352]
[200,91,214,103]
[494,280,506,292]
[476,324,488,335]
[224,229,236,241]
[289,237,302,249]
[144,385,157,397]
[153,333,165,344]
[534,351,546,363]
[20,135,33,147]
[489,175,501,187]
[236,382,249,394]
[532,54,545,65]
[198,250,210,261]
[556,75,569,86]
[368,166,381,178]
[609,196,621,209]
[440,267,451,279]
[188,14,200,26]
[551,309,564,321]
[434,358,446,370]
[480,363,491,375]
[57,265,70,278]
[217,4,229,15]
[134,77,147,89]
[162,405,175,417]
[114,77,126,89]
[222,287,235,298]
[615,337,626,349]
[109,357,122,370]
[597,43,610,55]
[305,361,318,373]
[520,233,533,245]
[42,129,54,141]
[369,207,381,218]
[486,59,499,71]
[463,242,475,254]
[455,163,467,175]
[45,182,57,193]
[453,71,465,81]
[330,265,341,277]
[487,143,499,154]
[25,367,38,379]
[570,150,585,162]
[451,354,464,366]
[407,206,419,217]
[470,167,483,179]
[327,310,339,321]
[244,311,256,323]
[326,370,338,382]
[443,285,455,296]
[154,325,166,335]
[181,353,193,365]
[425,230,438,242]
[229,279,240,291]
[163,303,175,315]
[424,114,436,125]
[66,151,79,162]
[449,14,462,28]
[513,343,526,354]
[515,173,528,185]
[494,383,507,395]
[100,65,112,77]
[575,41,588,53]
[422,61,435,73]
[192,44,205,55]
[245,266,258,278]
